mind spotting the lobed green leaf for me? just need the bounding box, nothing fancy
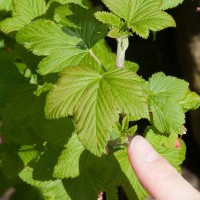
[45,67,115,155]
[102,0,176,39]
[147,72,188,134]
[46,66,148,155]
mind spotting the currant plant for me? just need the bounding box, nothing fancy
[0,0,199,199]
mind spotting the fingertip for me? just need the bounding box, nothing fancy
[128,135,159,162]
[127,136,200,200]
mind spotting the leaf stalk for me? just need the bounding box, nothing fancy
[116,37,129,68]
[89,49,106,71]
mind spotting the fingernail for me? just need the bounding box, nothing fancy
[129,136,159,162]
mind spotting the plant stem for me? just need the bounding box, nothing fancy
[116,37,129,68]
[89,49,106,71]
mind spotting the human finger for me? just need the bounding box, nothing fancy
[128,136,200,200]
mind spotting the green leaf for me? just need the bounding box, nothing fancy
[45,66,103,118]
[77,52,103,73]
[106,188,118,200]
[17,5,108,76]
[110,116,137,145]
[2,83,46,129]
[49,0,91,8]
[63,175,98,200]
[2,126,36,145]
[114,149,148,199]
[54,4,108,48]
[144,127,178,149]
[146,132,186,172]
[0,0,12,11]
[19,146,72,200]
[34,83,52,96]
[17,19,80,56]
[102,0,176,39]
[148,72,188,99]
[0,51,25,113]
[35,118,74,148]
[31,147,62,181]
[8,183,44,200]
[147,72,188,134]
[17,18,93,75]
[95,11,122,28]
[53,133,85,178]
[38,48,89,75]
[14,44,42,73]
[18,145,39,166]
[0,143,37,178]
[180,89,200,112]
[0,144,24,178]
[129,10,175,39]
[19,166,70,200]
[160,0,184,10]
[157,141,186,172]
[124,60,139,72]
[149,98,185,134]
[0,0,47,33]
[46,66,148,155]
[105,69,148,120]
[94,11,130,38]
[101,0,134,23]
[46,66,118,155]
[61,40,115,73]
[61,152,111,200]
[91,39,116,71]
